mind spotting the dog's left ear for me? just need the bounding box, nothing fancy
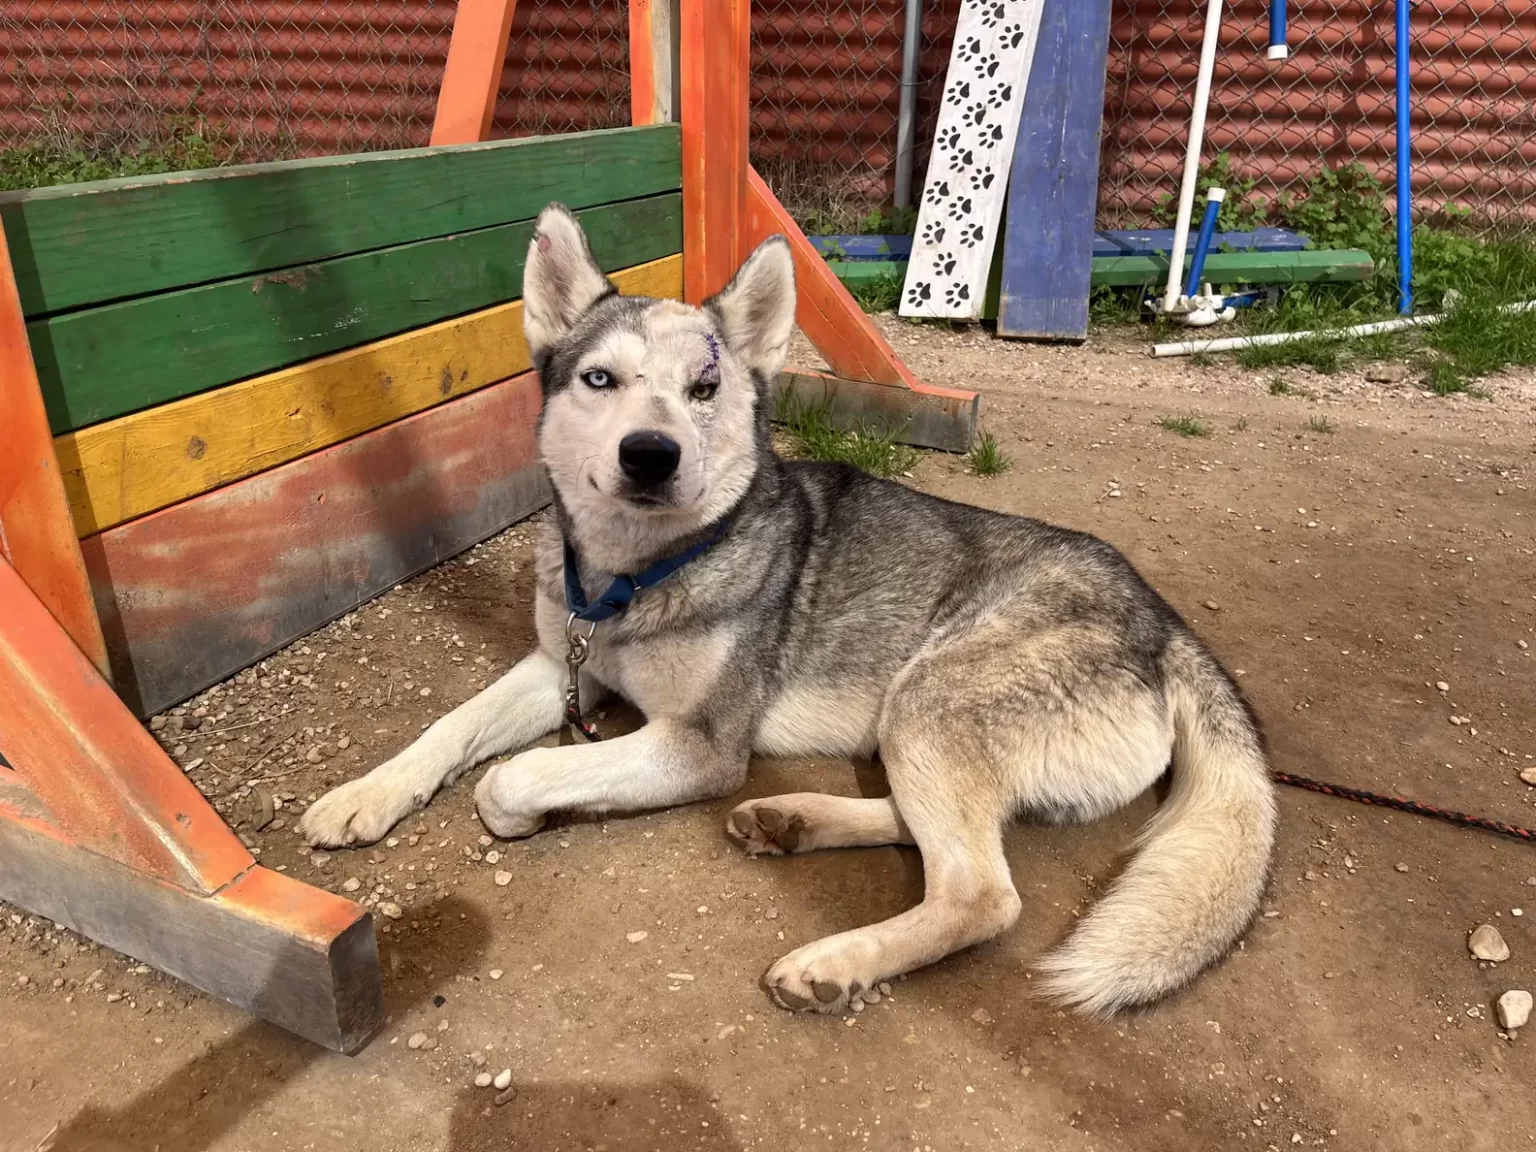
[523,203,616,361]
[706,235,796,379]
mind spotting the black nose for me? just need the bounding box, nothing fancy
[618,431,681,489]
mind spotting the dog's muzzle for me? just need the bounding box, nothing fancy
[618,430,681,490]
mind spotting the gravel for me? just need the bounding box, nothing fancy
[1469,924,1511,962]
[1496,990,1532,1031]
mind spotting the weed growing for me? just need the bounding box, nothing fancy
[1156,413,1212,438]
[967,430,1012,476]
[775,394,921,478]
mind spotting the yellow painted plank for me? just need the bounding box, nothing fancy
[54,255,683,537]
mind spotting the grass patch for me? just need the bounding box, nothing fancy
[967,429,1012,476]
[775,394,920,478]
[1236,333,1345,374]
[1155,413,1212,438]
[1268,376,1295,395]
[0,119,244,191]
[1307,415,1336,434]
[1233,416,1250,431]
[846,269,904,314]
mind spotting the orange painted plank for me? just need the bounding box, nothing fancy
[0,555,253,893]
[680,0,749,301]
[0,225,108,674]
[744,167,963,398]
[630,0,658,126]
[431,0,520,145]
[83,371,548,719]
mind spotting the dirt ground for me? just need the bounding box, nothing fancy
[5,318,1536,1152]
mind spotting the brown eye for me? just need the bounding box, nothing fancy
[689,380,718,402]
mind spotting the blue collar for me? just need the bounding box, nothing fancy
[563,518,733,623]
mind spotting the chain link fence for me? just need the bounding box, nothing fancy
[1099,0,1536,233]
[0,1,626,169]
[1,1,1532,231]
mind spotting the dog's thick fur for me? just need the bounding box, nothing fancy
[300,205,1277,1015]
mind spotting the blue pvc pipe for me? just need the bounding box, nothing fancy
[1396,0,1413,314]
[1269,0,1287,58]
[1185,191,1224,297]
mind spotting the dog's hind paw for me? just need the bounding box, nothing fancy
[763,936,884,1016]
[726,803,806,855]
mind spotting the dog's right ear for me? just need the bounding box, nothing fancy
[523,204,615,361]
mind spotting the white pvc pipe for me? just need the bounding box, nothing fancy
[1161,0,1226,314]
[1151,300,1536,358]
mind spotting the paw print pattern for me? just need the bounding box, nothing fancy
[946,196,975,219]
[925,179,951,205]
[905,281,933,307]
[987,83,1013,108]
[921,220,946,245]
[936,253,957,276]
[959,222,985,248]
[980,2,1010,28]
[944,283,972,308]
[955,35,983,63]
[937,126,963,151]
[962,102,989,128]
[977,52,1001,79]
[983,123,1006,144]
[1000,23,1027,49]
[945,81,972,107]
[969,169,995,192]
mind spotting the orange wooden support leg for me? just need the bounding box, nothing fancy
[431,0,520,145]
[0,554,384,1051]
[680,0,750,302]
[0,222,109,675]
[631,0,679,126]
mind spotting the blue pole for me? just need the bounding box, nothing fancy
[1396,0,1413,314]
[1268,0,1288,60]
[1185,188,1225,297]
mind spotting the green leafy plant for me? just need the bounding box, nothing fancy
[846,269,905,314]
[775,394,921,477]
[1307,415,1336,434]
[1155,413,1212,438]
[967,429,1012,476]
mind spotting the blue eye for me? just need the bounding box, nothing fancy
[580,368,613,389]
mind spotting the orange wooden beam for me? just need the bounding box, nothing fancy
[680,0,749,302]
[0,224,109,675]
[431,0,520,145]
[630,0,678,127]
[0,555,251,893]
[744,167,951,395]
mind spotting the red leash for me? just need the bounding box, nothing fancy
[1273,770,1536,844]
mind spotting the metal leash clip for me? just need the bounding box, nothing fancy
[562,613,601,743]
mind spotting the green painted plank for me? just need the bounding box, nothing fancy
[827,250,1376,317]
[35,193,682,434]
[2,125,682,317]
[1088,249,1376,289]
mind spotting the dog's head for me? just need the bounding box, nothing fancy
[522,203,794,554]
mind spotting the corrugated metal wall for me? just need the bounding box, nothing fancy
[1,1,1533,225]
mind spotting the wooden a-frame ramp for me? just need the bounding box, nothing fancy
[0,0,969,1053]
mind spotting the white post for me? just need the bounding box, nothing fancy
[1161,0,1225,314]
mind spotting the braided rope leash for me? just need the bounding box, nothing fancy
[1273,770,1536,844]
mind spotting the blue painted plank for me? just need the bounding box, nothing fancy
[1092,227,1308,257]
[997,0,1114,340]
[809,235,913,261]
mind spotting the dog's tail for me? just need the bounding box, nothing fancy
[1037,632,1277,1014]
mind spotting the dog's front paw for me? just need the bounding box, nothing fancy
[474,758,547,839]
[299,770,420,847]
[763,936,882,1015]
[726,801,806,855]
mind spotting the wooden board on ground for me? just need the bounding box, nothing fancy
[900,0,1045,321]
[81,372,549,718]
[54,255,682,537]
[997,0,1113,341]
[1,126,681,317]
[34,192,682,435]
[773,370,980,453]
[0,803,382,1054]
[825,250,1376,303]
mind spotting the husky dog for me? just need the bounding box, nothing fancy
[300,204,1276,1015]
